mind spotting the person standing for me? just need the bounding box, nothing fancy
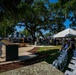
[59,40,69,52]
[67,38,75,55]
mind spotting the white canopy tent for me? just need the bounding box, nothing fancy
[53,28,76,38]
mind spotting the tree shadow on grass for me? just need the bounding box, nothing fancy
[35,49,60,64]
[21,49,60,65]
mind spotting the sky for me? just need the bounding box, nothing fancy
[16,0,70,32]
[49,0,58,3]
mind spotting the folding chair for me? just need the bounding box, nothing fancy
[52,60,59,68]
[72,57,76,60]
[68,63,76,70]
[70,59,76,64]
[58,57,64,70]
[65,70,75,75]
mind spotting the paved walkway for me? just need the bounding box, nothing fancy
[0,43,56,65]
[0,44,36,65]
[31,45,56,47]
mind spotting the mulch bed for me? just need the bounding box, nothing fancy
[27,47,39,54]
[0,47,50,73]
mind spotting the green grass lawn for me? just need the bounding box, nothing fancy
[36,46,61,64]
[35,46,72,72]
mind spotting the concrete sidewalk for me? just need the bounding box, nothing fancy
[31,45,56,47]
[0,44,56,65]
[0,45,36,65]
